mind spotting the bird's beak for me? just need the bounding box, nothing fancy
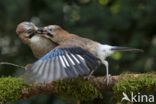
[36,28,53,37]
[111,46,144,52]
[37,27,45,34]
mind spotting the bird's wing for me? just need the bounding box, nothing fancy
[25,46,100,83]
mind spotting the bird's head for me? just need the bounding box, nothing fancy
[16,22,58,58]
[16,22,38,44]
[37,25,70,43]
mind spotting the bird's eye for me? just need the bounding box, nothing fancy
[27,29,33,34]
[26,29,35,38]
[49,28,53,31]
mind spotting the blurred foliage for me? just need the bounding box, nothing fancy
[0,0,155,103]
[113,73,156,103]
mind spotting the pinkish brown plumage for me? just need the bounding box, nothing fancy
[16,22,143,84]
[16,22,57,58]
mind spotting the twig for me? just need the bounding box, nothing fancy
[0,62,25,69]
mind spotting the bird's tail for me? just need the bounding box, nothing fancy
[110,46,143,52]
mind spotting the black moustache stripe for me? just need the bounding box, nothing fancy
[28,32,35,38]
[47,32,53,37]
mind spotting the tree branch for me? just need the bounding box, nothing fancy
[0,73,155,103]
[20,75,118,99]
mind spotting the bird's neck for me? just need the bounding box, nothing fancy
[54,31,77,44]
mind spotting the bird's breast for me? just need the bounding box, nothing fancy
[29,36,57,58]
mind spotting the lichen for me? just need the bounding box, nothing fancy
[113,73,156,102]
[55,77,102,101]
[0,77,26,103]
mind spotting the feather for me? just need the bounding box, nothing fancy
[26,47,99,83]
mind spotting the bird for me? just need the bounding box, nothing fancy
[16,22,57,58]
[24,24,143,84]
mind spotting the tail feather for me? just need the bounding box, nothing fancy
[111,46,143,52]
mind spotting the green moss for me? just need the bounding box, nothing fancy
[0,77,101,102]
[55,77,102,101]
[0,77,26,103]
[1,73,155,103]
[113,73,156,102]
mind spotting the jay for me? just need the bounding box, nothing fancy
[16,22,57,58]
[16,22,143,84]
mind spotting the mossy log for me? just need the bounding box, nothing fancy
[0,73,155,103]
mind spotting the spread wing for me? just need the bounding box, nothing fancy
[25,47,100,83]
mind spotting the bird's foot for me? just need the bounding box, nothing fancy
[103,74,112,85]
[83,75,94,80]
[83,70,95,80]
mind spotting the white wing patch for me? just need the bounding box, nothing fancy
[66,53,75,65]
[77,55,85,61]
[62,55,70,67]
[71,54,80,64]
[59,56,66,68]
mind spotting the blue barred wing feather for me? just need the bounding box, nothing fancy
[25,47,100,83]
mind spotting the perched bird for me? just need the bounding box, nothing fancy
[16,22,57,58]
[25,25,143,84]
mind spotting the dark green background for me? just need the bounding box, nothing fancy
[0,0,155,103]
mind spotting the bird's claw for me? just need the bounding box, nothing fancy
[83,75,94,80]
[103,74,112,85]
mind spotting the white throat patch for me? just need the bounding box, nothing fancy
[30,35,41,43]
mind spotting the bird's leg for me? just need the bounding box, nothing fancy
[101,60,112,85]
[87,70,95,79]
[83,70,95,80]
